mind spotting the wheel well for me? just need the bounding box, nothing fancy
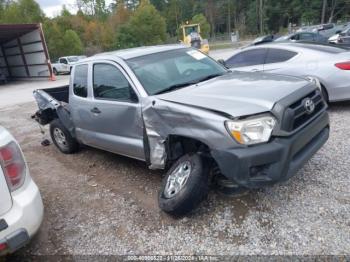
[320,83,329,103]
[165,135,211,165]
[164,135,225,185]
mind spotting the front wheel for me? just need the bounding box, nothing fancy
[50,119,79,154]
[158,153,209,217]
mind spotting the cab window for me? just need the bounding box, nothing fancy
[93,63,137,102]
[59,58,68,64]
[73,64,88,98]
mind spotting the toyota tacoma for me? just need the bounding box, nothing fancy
[33,45,329,216]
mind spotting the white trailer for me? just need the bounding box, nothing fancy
[0,23,53,82]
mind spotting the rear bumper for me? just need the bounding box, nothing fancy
[0,178,43,254]
[212,111,329,188]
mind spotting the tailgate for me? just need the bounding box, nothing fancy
[0,167,12,216]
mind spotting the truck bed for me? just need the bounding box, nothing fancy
[36,85,69,104]
[33,85,70,126]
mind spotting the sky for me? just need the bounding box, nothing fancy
[35,0,113,18]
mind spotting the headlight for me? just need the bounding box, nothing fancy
[225,115,276,145]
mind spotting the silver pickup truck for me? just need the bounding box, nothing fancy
[33,45,329,216]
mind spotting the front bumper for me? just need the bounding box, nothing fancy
[212,111,329,188]
[0,178,44,254]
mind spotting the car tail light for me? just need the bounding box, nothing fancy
[0,142,26,192]
[0,241,7,251]
[335,62,350,70]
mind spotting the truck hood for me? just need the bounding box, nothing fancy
[157,71,310,117]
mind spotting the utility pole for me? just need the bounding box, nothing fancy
[321,0,327,24]
[227,0,231,36]
[259,0,263,34]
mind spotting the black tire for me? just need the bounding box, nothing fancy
[159,153,209,217]
[50,119,79,154]
[53,68,58,75]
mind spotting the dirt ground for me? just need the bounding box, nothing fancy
[0,87,349,257]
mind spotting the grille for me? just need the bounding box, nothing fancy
[281,90,325,132]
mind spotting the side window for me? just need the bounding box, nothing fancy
[93,63,137,102]
[225,49,267,68]
[73,64,88,98]
[290,34,299,40]
[300,33,314,41]
[60,58,68,64]
[265,48,297,64]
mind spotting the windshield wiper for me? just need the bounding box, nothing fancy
[192,73,225,84]
[155,82,196,95]
[154,73,225,95]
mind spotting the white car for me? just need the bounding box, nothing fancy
[224,42,350,102]
[51,56,80,75]
[0,126,43,255]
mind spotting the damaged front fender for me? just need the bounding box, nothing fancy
[141,97,236,170]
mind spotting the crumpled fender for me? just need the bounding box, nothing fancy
[141,97,236,169]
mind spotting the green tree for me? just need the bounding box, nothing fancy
[116,0,166,48]
[115,23,138,48]
[62,30,84,55]
[192,13,210,38]
[43,21,64,60]
[0,0,44,23]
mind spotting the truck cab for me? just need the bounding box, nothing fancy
[52,56,80,75]
[33,45,329,216]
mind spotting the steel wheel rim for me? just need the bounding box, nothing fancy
[164,160,192,199]
[53,128,68,149]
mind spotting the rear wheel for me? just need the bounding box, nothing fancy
[50,119,79,154]
[158,153,209,217]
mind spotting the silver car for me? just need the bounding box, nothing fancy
[224,42,350,102]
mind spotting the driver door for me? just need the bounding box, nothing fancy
[82,61,144,160]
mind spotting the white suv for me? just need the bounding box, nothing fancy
[0,126,43,255]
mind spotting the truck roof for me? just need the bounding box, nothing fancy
[92,44,187,60]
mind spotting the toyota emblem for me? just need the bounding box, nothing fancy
[304,98,315,114]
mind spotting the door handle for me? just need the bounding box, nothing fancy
[90,107,101,114]
[251,69,259,72]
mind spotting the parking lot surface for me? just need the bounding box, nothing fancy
[0,76,70,108]
[0,50,349,256]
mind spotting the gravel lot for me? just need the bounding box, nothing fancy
[0,60,349,257]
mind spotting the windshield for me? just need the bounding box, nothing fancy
[67,56,79,62]
[184,26,198,35]
[126,48,227,95]
[275,35,291,41]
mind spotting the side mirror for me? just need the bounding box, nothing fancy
[217,59,228,68]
